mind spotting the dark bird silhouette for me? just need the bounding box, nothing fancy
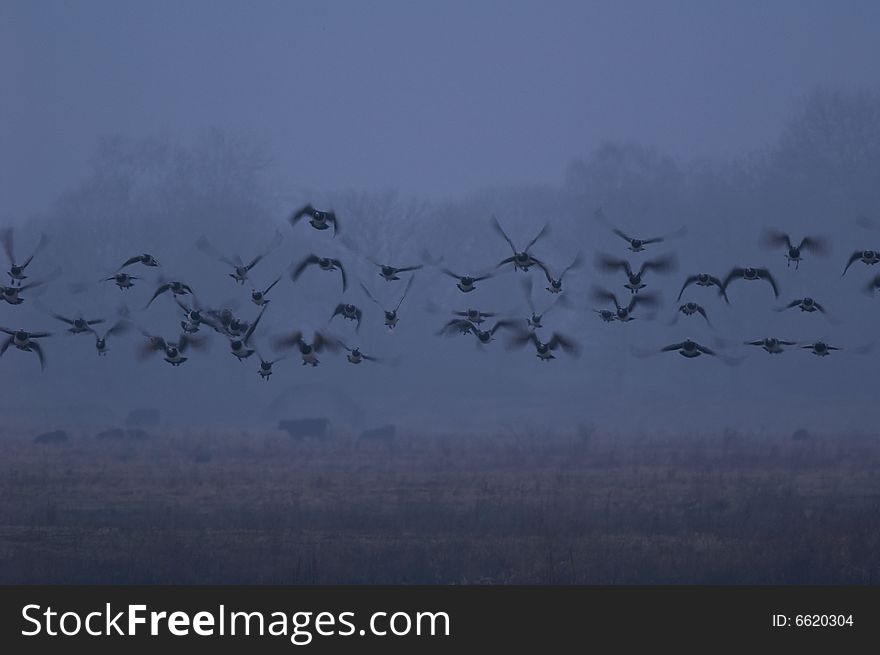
[145,279,194,308]
[138,331,206,366]
[522,276,567,329]
[369,258,423,282]
[360,275,415,329]
[745,337,798,355]
[196,232,281,284]
[491,215,550,272]
[677,273,729,303]
[660,339,717,359]
[591,287,660,322]
[721,267,779,298]
[438,318,516,345]
[776,297,827,314]
[117,253,160,270]
[451,308,497,325]
[507,328,580,360]
[273,330,340,366]
[593,209,687,252]
[289,204,339,236]
[93,320,130,356]
[802,341,841,357]
[761,229,830,269]
[104,272,139,290]
[257,354,289,380]
[595,253,677,293]
[229,306,267,361]
[51,312,105,334]
[338,342,383,365]
[291,254,347,292]
[330,302,364,331]
[538,252,583,294]
[670,302,711,326]
[440,268,494,293]
[2,278,50,305]
[2,229,49,285]
[251,276,281,306]
[466,319,518,345]
[842,249,880,276]
[0,327,51,370]
[182,305,215,333]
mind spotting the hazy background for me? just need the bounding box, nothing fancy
[2,0,880,437]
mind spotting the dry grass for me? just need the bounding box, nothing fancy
[1,428,878,584]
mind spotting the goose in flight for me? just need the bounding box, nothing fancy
[289,203,339,236]
[491,215,550,272]
[761,229,829,269]
[595,253,677,294]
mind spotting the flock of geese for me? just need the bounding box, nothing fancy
[2,207,880,376]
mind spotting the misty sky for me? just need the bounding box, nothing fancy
[3,0,880,218]
[2,2,880,438]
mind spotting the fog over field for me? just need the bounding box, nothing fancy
[2,1,880,439]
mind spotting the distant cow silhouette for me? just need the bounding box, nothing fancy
[126,428,154,440]
[125,408,160,428]
[278,418,330,440]
[95,428,125,440]
[359,424,396,442]
[34,430,68,445]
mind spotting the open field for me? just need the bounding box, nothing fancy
[1,428,879,584]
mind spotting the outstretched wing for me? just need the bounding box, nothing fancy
[395,274,415,311]
[1,228,13,265]
[695,342,717,356]
[30,341,46,370]
[677,275,698,301]
[359,281,383,309]
[628,291,660,312]
[333,259,347,292]
[524,222,550,252]
[491,215,517,254]
[291,254,320,280]
[721,267,745,292]
[591,287,621,310]
[245,253,264,271]
[313,331,341,353]
[244,306,267,343]
[757,268,779,297]
[195,235,236,267]
[559,252,584,279]
[799,235,830,255]
[547,332,580,356]
[762,229,792,250]
[611,228,633,244]
[263,276,281,294]
[290,204,316,225]
[695,305,710,325]
[274,331,303,351]
[119,255,142,269]
[595,253,632,277]
[521,275,537,314]
[145,283,172,307]
[842,251,862,276]
[639,254,677,276]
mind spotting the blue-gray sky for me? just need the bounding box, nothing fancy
[2,1,880,438]
[3,0,880,217]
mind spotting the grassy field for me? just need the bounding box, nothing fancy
[1,428,878,584]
